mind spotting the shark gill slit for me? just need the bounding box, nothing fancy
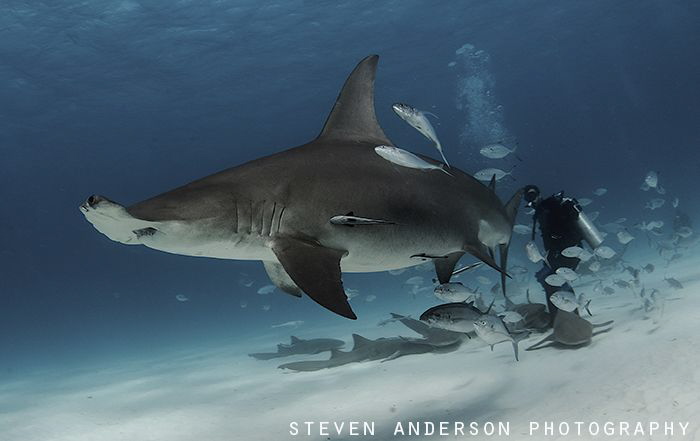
[233,199,239,234]
[268,202,277,236]
[277,206,286,234]
[248,199,253,235]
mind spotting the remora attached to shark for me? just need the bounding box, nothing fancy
[80,55,521,319]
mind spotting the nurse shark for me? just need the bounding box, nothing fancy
[80,55,521,319]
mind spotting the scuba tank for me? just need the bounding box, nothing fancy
[572,202,604,249]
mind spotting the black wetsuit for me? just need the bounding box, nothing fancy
[531,192,585,317]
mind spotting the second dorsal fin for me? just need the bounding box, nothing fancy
[316,55,392,146]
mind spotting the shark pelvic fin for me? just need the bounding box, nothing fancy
[465,244,510,279]
[271,237,356,319]
[316,55,392,146]
[263,261,302,297]
[434,251,465,284]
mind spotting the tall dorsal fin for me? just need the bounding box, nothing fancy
[290,336,301,344]
[317,55,392,146]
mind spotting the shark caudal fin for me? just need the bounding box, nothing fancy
[316,55,393,146]
[499,188,524,299]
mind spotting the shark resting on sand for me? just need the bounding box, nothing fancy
[80,55,521,319]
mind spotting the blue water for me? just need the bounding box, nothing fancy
[1,0,699,397]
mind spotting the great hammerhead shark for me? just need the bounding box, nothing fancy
[80,55,521,319]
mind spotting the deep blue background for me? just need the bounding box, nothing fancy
[1,0,698,371]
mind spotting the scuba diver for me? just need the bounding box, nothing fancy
[522,185,604,319]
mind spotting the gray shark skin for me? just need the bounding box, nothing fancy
[248,336,345,360]
[80,55,521,319]
[278,333,465,372]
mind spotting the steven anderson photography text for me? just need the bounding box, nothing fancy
[289,420,691,437]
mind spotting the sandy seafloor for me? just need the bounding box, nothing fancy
[2,250,699,441]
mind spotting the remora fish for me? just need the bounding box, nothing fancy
[391,103,448,165]
[80,55,521,319]
[330,211,396,227]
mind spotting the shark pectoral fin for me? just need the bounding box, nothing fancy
[290,336,302,344]
[263,261,302,297]
[270,237,356,319]
[434,251,465,284]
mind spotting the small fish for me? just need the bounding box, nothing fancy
[664,277,683,290]
[271,320,304,329]
[375,145,452,175]
[498,310,524,324]
[545,273,567,287]
[330,212,396,227]
[644,171,658,189]
[588,261,601,272]
[404,276,424,286]
[656,185,666,195]
[476,276,492,285]
[526,241,548,264]
[593,188,607,196]
[616,230,635,245]
[577,249,594,262]
[509,265,529,275]
[672,197,679,208]
[603,286,615,295]
[239,301,247,308]
[365,295,377,302]
[420,302,485,333]
[642,263,655,273]
[587,211,600,222]
[391,103,448,165]
[615,217,628,224]
[473,315,527,361]
[577,198,593,207]
[561,246,584,258]
[479,142,521,161]
[345,288,360,300]
[513,224,532,235]
[613,279,631,289]
[637,220,664,231]
[645,198,665,210]
[550,291,592,315]
[473,167,515,182]
[238,275,254,288]
[257,284,276,295]
[640,182,650,192]
[175,294,189,302]
[595,246,617,259]
[262,304,271,311]
[434,282,477,303]
[555,267,579,281]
